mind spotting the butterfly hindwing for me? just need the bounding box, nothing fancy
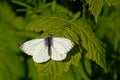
[32,44,50,63]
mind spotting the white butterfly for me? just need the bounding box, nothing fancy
[20,35,74,63]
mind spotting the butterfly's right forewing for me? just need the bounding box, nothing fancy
[51,37,74,61]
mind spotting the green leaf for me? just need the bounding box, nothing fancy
[70,11,81,22]
[72,19,107,72]
[0,21,25,80]
[25,12,107,79]
[26,13,79,43]
[86,0,104,22]
[105,0,120,6]
[23,13,81,80]
[27,58,41,80]
[58,58,91,80]
[86,0,120,22]
[0,2,25,80]
[0,2,15,22]
[36,51,81,80]
[51,0,57,12]
[95,6,120,53]
[12,0,33,8]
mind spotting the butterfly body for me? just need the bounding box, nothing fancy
[20,35,74,63]
[45,35,53,56]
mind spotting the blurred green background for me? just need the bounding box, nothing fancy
[0,0,120,80]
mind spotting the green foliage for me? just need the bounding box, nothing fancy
[93,5,120,79]
[95,5,120,53]
[1,0,120,80]
[36,51,81,80]
[58,58,91,80]
[27,58,41,80]
[26,12,107,79]
[86,0,104,22]
[73,19,107,71]
[86,0,120,22]
[105,0,120,6]
[0,2,25,80]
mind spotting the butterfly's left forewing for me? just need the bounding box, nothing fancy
[20,39,44,55]
[51,37,74,61]
[20,38,50,63]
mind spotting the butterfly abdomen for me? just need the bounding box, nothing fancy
[45,35,53,56]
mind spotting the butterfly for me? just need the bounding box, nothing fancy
[20,35,74,63]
